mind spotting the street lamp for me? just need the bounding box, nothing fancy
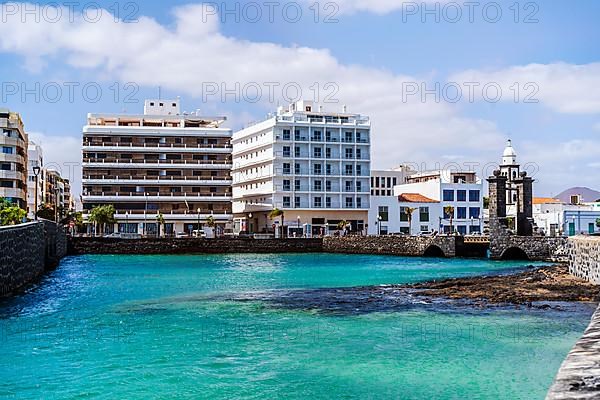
[248,212,253,233]
[297,215,301,228]
[54,187,59,223]
[125,211,129,233]
[470,217,474,235]
[377,215,382,236]
[143,192,149,236]
[197,207,202,236]
[32,166,41,221]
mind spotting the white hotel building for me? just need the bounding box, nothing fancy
[231,100,371,235]
[82,99,233,235]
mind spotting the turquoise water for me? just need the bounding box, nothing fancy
[0,254,594,399]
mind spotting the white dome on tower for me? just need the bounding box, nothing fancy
[502,139,517,165]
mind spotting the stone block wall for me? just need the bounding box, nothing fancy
[0,220,66,297]
[489,235,568,261]
[568,236,600,284]
[323,236,456,257]
[68,237,324,255]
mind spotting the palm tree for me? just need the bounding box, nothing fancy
[337,220,350,235]
[206,215,216,227]
[596,218,600,229]
[404,207,417,235]
[156,212,165,237]
[443,206,455,234]
[89,205,116,236]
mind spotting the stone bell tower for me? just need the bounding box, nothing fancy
[487,170,508,235]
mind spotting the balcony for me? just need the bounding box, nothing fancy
[83,159,232,169]
[82,175,232,185]
[82,192,232,202]
[83,142,232,153]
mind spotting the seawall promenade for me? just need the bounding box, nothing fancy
[546,236,600,400]
[0,220,67,297]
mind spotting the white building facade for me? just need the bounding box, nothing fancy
[368,170,484,235]
[533,198,600,236]
[232,100,371,235]
[26,140,44,219]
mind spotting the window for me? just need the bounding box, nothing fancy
[400,227,410,234]
[457,207,467,219]
[313,197,322,208]
[312,130,322,141]
[121,154,132,159]
[457,226,467,235]
[294,196,301,208]
[469,190,480,202]
[1,163,10,171]
[326,164,332,175]
[1,181,13,188]
[283,196,291,208]
[470,225,481,234]
[313,180,322,191]
[325,196,332,208]
[420,225,429,232]
[378,206,389,222]
[166,170,181,176]
[443,190,454,201]
[345,197,354,208]
[120,137,132,144]
[313,147,322,158]
[345,148,353,159]
[283,163,291,174]
[345,165,353,176]
[294,146,301,157]
[283,146,291,157]
[356,197,362,208]
[457,190,467,202]
[313,163,322,175]
[295,163,301,174]
[283,180,291,191]
[2,147,13,154]
[325,147,332,158]
[295,179,301,191]
[469,207,480,219]
[419,207,430,222]
[280,129,290,140]
[345,181,353,192]
[356,181,362,192]
[294,130,301,141]
[166,154,182,160]
[345,131,353,142]
[325,131,332,141]
[356,165,362,176]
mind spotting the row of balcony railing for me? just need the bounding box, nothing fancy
[83,142,232,149]
[83,159,232,165]
[278,136,369,144]
[83,192,232,198]
[83,175,232,181]
[276,115,370,125]
[102,210,232,216]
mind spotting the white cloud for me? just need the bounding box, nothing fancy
[301,0,446,15]
[450,63,600,114]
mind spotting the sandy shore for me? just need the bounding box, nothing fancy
[408,264,600,305]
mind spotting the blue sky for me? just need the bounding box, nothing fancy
[1,0,600,198]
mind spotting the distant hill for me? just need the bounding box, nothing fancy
[556,187,600,203]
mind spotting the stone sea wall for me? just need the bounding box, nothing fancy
[546,303,600,400]
[68,237,324,255]
[568,236,600,284]
[0,220,67,297]
[489,235,568,261]
[322,235,457,257]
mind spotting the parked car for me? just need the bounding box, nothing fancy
[175,232,188,238]
[104,233,121,238]
[222,228,235,237]
[192,230,206,238]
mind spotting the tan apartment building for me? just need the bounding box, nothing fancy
[0,109,28,209]
[82,99,233,236]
